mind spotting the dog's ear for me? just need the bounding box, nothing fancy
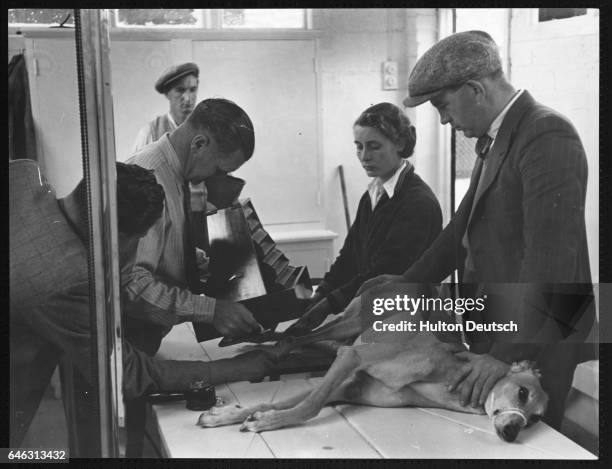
[509,361,530,373]
[509,360,541,378]
[531,367,542,379]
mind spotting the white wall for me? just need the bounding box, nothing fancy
[509,8,599,282]
[406,9,448,221]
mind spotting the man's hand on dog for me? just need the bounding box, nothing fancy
[357,274,406,295]
[448,352,510,408]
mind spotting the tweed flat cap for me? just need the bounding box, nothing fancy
[155,62,200,94]
[403,31,502,107]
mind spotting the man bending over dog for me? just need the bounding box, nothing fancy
[357,30,595,431]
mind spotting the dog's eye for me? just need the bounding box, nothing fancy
[518,386,529,403]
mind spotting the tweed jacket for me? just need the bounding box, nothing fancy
[402,91,595,361]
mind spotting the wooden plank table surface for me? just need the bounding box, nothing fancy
[152,322,597,459]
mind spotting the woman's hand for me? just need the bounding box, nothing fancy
[285,297,332,336]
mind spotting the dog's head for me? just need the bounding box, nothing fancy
[484,361,548,442]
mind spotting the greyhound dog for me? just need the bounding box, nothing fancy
[198,284,548,442]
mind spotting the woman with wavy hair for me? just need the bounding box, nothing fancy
[288,102,443,334]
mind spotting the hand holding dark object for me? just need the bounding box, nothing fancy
[447,352,510,408]
[356,274,406,296]
[212,299,262,338]
[284,297,332,336]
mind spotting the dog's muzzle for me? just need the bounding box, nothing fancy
[485,390,528,442]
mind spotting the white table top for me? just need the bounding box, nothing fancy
[152,323,596,459]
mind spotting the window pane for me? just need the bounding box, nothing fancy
[115,9,202,27]
[8,9,74,26]
[222,9,305,28]
[539,8,587,22]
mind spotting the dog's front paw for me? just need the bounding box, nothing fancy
[197,404,245,427]
[239,411,273,433]
[239,408,304,433]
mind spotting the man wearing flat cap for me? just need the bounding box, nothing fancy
[360,30,595,430]
[133,62,200,152]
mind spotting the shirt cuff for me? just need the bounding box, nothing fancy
[194,294,215,323]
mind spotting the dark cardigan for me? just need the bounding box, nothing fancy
[318,164,442,313]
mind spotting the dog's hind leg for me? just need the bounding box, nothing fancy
[239,345,361,433]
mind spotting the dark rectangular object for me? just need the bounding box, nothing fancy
[202,204,266,302]
[192,199,313,344]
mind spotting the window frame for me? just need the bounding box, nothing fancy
[8,8,312,31]
[9,9,317,41]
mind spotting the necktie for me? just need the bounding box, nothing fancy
[461,134,493,284]
[473,134,493,195]
[475,134,493,160]
[182,183,199,291]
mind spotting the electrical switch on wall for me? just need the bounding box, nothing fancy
[382,60,398,90]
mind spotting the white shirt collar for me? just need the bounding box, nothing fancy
[166,112,179,130]
[487,89,523,141]
[368,160,409,207]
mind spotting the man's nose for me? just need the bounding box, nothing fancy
[439,112,450,125]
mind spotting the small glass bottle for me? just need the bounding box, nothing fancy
[186,380,216,411]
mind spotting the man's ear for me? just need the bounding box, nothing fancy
[190,133,210,152]
[464,79,487,103]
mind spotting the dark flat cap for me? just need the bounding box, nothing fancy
[403,31,502,107]
[155,62,200,94]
